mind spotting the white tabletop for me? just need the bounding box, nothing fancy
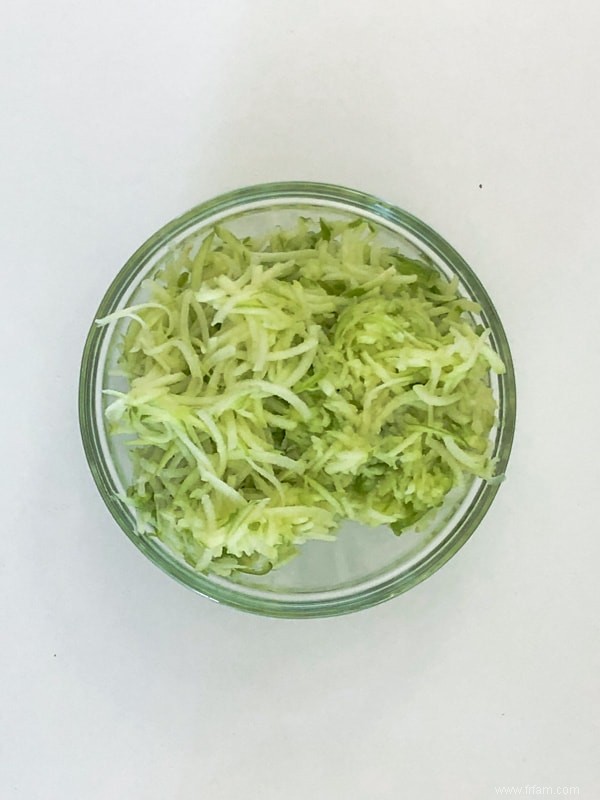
[2,1,599,798]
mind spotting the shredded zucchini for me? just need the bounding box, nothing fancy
[98,218,504,576]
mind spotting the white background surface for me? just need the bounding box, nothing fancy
[2,1,599,798]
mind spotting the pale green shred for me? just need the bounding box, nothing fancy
[97,218,505,576]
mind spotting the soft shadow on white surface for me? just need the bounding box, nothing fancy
[2,1,600,799]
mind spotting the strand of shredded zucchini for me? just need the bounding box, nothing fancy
[97,218,504,576]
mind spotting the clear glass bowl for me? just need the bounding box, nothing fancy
[79,182,516,617]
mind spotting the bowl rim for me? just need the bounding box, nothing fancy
[79,180,516,618]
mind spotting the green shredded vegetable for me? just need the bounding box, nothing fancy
[98,218,504,576]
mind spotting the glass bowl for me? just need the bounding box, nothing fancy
[79,182,516,617]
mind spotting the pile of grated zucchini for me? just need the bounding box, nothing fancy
[98,218,504,576]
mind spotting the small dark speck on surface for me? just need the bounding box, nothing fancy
[53,654,56,658]
[479,184,483,189]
